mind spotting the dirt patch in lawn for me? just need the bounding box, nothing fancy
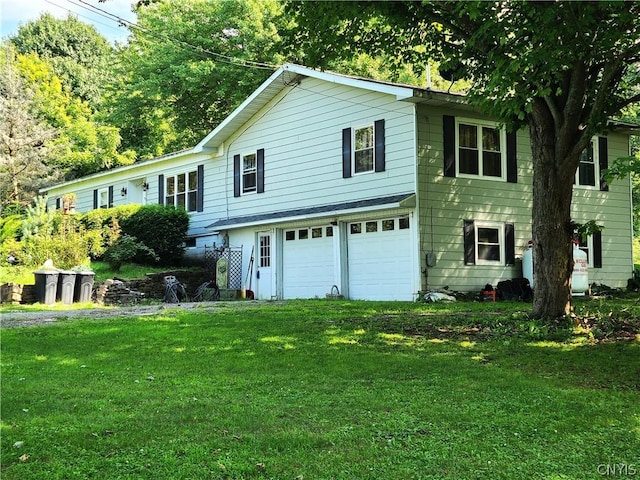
[0,301,265,328]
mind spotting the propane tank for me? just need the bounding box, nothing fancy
[571,242,589,294]
[522,240,534,288]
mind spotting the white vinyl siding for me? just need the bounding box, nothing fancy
[217,77,415,220]
[417,105,632,291]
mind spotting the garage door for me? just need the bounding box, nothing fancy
[282,225,335,299]
[347,217,413,301]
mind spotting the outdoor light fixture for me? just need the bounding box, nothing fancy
[121,187,127,196]
[142,182,149,191]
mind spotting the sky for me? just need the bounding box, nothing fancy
[1,0,137,44]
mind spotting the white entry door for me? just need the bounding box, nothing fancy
[256,233,272,300]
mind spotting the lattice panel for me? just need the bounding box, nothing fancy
[204,245,243,289]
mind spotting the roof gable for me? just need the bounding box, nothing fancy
[194,63,423,152]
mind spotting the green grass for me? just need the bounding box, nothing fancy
[1,300,639,479]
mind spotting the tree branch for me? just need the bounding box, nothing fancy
[543,95,562,128]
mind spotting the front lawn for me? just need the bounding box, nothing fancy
[1,300,638,479]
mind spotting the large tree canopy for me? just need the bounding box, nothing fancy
[0,46,59,211]
[14,51,135,178]
[287,1,640,318]
[11,13,116,110]
[105,0,288,159]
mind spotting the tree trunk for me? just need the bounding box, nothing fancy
[529,121,576,320]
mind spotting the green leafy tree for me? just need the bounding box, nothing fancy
[106,0,287,158]
[11,13,116,110]
[288,1,640,319]
[14,50,135,178]
[0,46,59,210]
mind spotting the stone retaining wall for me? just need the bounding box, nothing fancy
[1,269,224,305]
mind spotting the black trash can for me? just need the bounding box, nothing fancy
[73,271,95,303]
[56,270,77,305]
[34,270,60,305]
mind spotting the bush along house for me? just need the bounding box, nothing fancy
[42,64,638,301]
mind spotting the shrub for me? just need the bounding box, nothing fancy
[22,214,97,270]
[119,205,189,265]
[81,205,140,231]
[0,214,24,266]
[103,234,157,271]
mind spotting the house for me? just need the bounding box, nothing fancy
[41,63,637,301]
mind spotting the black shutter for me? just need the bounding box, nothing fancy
[257,148,265,193]
[197,164,204,212]
[464,220,475,265]
[158,174,164,204]
[593,231,603,268]
[342,127,352,178]
[56,197,61,210]
[374,119,385,172]
[505,223,515,265]
[93,189,98,209]
[443,115,456,177]
[598,136,609,191]
[233,154,241,197]
[506,131,517,183]
[108,186,114,208]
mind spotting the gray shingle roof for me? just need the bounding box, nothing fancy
[207,193,414,230]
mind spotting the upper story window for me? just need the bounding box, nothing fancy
[342,119,385,178]
[575,139,599,189]
[242,153,257,193]
[456,119,506,180]
[443,115,517,183]
[354,125,375,174]
[233,149,264,197]
[165,170,198,212]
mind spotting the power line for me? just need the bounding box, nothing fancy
[66,0,279,71]
[44,0,129,37]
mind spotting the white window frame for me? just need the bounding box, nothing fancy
[576,235,595,268]
[475,221,505,265]
[259,234,271,267]
[165,170,198,212]
[352,124,375,175]
[242,152,257,194]
[575,138,600,190]
[456,118,507,181]
[98,188,109,209]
